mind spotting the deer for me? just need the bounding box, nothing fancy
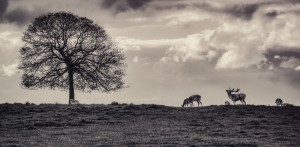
[226,88,246,105]
[69,99,79,104]
[275,98,283,106]
[282,103,294,107]
[188,95,202,107]
[181,98,191,107]
[181,95,202,107]
[225,101,230,105]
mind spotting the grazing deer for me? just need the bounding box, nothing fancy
[181,95,202,107]
[225,101,230,105]
[275,98,283,106]
[226,88,246,105]
[182,98,191,107]
[69,99,79,104]
[188,95,202,107]
[282,103,294,107]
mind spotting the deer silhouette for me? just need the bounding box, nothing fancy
[226,88,246,105]
[225,101,230,105]
[275,98,283,106]
[181,95,202,107]
[181,98,191,107]
[188,95,202,107]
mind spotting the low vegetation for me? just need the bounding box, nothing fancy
[0,103,299,146]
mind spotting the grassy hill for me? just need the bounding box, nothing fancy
[0,103,299,146]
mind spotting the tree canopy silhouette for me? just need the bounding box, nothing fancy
[19,12,126,104]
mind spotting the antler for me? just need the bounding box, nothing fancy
[228,88,240,92]
[233,88,240,92]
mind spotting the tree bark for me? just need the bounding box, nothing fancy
[68,69,75,104]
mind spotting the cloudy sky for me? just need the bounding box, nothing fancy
[1,0,300,106]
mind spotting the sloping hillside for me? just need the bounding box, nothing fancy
[0,103,299,146]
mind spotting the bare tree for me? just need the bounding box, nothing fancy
[19,12,126,104]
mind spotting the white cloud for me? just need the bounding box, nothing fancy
[120,31,219,63]
[262,15,300,50]
[274,55,281,59]
[211,16,269,68]
[206,50,218,61]
[0,25,22,78]
[295,66,300,71]
[163,31,217,62]
[132,56,150,65]
[116,36,181,51]
[216,49,262,69]
[118,6,300,70]
[128,17,148,22]
[112,0,300,71]
[0,26,23,51]
[1,62,19,77]
[164,11,209,26]
[133,56,139,63]
[280,57,300,69]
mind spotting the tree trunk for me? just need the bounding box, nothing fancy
[68,69,75,104]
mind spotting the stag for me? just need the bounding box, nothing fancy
[275,98,283,106]
[226,88,246,105]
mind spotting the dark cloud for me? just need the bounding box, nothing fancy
[127,0,151,10]
[197,1,300,20]
[153,3,187,11]
[288,0,300,4]
[264,9,300,18]
[102,0,117,8]
[260,47,300,70]
[260,48,300,87]
[4,9,35,26]
[101,0,299,21]
[101,0,152,14]
[154,2,260,21]
[264,48,300,59]
[225,4,259,20]
[0,0,38,26]
[191,3,259,20]
[265,10,278,18]
[0,0,8,21]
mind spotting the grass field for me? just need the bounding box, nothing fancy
[0,103,299,146]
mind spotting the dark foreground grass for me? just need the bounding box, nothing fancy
[0,103,300,146]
